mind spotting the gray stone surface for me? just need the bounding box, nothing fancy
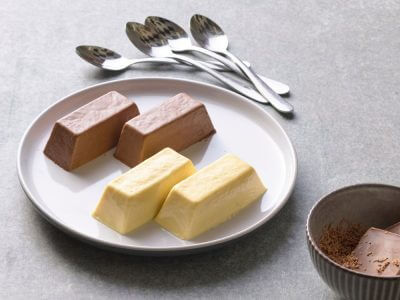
[1,0,400,299]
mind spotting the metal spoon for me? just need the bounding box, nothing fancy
[125,22,269,104]
[76,45,229,71]
[190,14,293,114]
[76,46,288,95]
[145,16,290,95]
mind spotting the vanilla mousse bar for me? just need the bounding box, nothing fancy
[352,227,400,276]
[92,148,196,234]
[44,91,139,171]
[115,93,216,167]
[155,154,267,240]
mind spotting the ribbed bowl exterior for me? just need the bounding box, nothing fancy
[307,233,400,300]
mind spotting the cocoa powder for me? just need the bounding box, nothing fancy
[319,221,366,269]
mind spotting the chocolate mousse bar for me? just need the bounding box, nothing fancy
[386,222,400,234]
[352,227,400,276]
[44,91,139,171]
[115,93,216,167]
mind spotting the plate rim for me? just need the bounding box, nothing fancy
[17,76,297,254]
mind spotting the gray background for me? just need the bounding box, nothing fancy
[2,0,400,299]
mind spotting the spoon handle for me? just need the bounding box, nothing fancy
[170,54,268,104]
[188,46,290,95]
[222,50,293,114]
[131,57,229,71]
[190,45,240,71]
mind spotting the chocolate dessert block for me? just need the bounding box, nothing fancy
[115,93,216,167]
[386,221,400,234]
[352,227,400,276]
[44,91,139,171]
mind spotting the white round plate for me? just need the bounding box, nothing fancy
[17,77,297,255]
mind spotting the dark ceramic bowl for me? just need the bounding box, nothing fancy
[307,184,400,300]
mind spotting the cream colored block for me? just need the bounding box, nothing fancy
[92,148,196,234]
[155,153,267,240]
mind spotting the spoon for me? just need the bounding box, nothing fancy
[125,22,271,104]
[190,14,293,113]
[76,45,288,95]
[145,16,289,95]
[76,45,228,71]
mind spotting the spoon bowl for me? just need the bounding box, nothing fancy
[126,22,173,58]
[190,14,229,51]
[76,45,133,71]
[145,16,192,51]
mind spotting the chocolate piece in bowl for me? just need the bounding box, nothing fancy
[352,227,400,276]
[386,221,400,234]
[44,91,139,171]
[115,93,216,167]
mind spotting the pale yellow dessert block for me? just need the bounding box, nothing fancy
[92,148,196,234]
[155,153,267,240]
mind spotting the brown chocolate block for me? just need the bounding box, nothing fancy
[352,227,400,276]
[44,91,139,171]
[386,221,400,234]
[115,93,216,167]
